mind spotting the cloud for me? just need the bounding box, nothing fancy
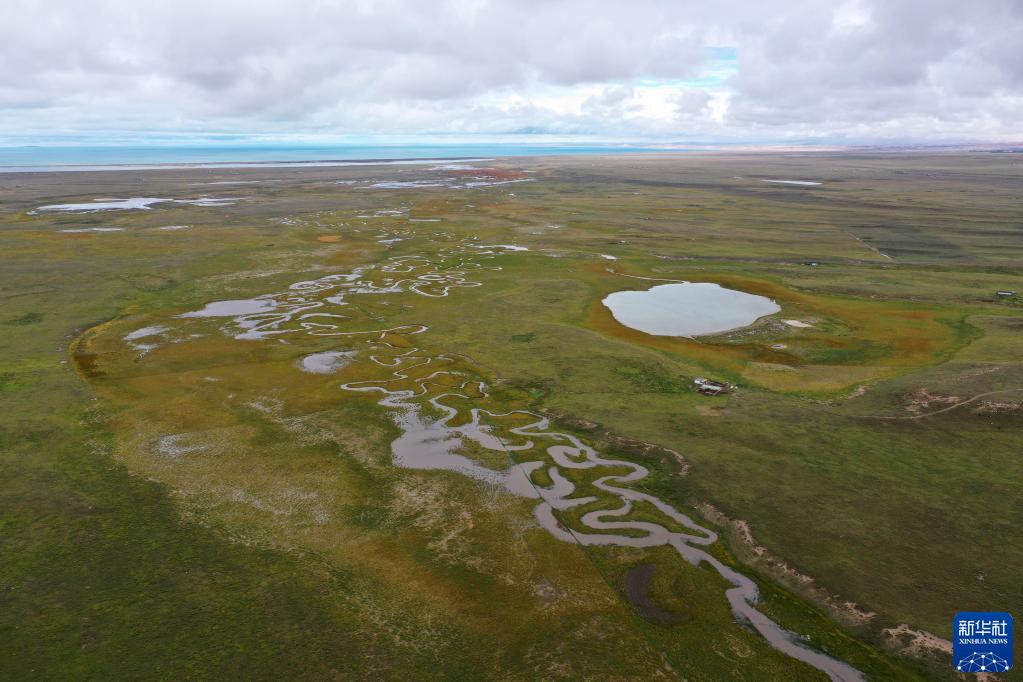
[0,0,1020,142]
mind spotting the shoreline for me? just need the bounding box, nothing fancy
[2,144,1016,175]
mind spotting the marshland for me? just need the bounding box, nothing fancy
[2,152,1021,680]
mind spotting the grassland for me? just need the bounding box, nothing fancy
[1,152,1020,679]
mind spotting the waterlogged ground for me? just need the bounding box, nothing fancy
[3,154,1022,679]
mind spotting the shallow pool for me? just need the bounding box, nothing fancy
[603,282,780,337]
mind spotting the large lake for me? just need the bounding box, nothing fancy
[0,142,694,173]
[603,282,780,337]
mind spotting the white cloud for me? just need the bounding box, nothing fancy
[0,0,1020,143]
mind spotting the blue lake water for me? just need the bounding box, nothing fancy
[0,142,692,172]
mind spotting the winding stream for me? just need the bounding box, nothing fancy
[136,229,862,681]
[336,329,863,681]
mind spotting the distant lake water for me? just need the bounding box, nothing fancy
[0,143,691,172]
[603,282,780,337]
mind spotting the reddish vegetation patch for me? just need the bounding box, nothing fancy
[592,264,961,379]
[448,168,529,181]
[586,295,788,375]
[72,351,103,378]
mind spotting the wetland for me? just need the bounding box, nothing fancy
[2,152,1021,680]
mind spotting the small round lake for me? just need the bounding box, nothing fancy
[602,282,780,337]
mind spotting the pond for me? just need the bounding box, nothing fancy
[603,282,780,337]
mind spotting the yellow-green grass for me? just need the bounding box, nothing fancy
[4,153,1022,679]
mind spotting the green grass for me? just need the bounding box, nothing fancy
[3,153,1022,679]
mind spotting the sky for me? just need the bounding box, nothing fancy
[2,0,1022,146]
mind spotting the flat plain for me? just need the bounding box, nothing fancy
[1,152,1021,680]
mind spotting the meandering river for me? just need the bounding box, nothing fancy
[136,231,862,680]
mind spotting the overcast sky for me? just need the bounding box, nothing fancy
[2,0,1021,144]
